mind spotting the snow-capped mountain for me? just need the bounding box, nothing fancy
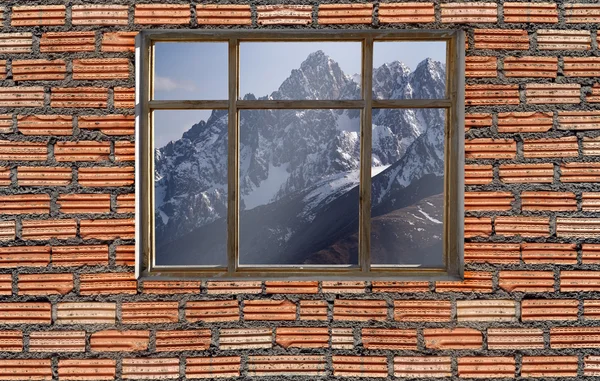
[154,51,446,266]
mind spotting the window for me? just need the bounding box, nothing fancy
[136,30,465,280]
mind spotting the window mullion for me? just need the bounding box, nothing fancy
[227,38,239,274]
[359,37,373,274]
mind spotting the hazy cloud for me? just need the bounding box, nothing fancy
[154,76,198,92]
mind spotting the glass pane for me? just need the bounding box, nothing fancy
[154,110,228,266]
[153,42,228,100]
[371,108,445,267]
[239,42,361,100]
[373,41,446,100]
[238,109,360,265]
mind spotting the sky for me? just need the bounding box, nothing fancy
[153,41,446,149]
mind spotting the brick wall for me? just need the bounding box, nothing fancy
[0,1,599,379]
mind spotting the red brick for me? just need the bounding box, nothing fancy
[51,87,108,108]
[436,271,493,293]
[561,271,600,292]
[0,141,46,161]
[521,299,578,321]
[465,113,492,131]
[18,115,72,136]
[90,330,149,352]
[205,281,262,294]
[465,191,513,211]
[156,329,211,352]
[318,4,372,24]
[504,2,557,23]
[57,194,111,214]
[249,355,325,377]
[122,301,178,324]
[11,5,65,26]
[56,302,116,324]
[558,111,600,131]
[393,300,451,322]
[186,357,240,379]
[143,281,200,294]
[52,245,109,266]
[72,5,128,26]
[115,141,135,162]
[0,194,49,215]
[372,281,429,293]
[457,300,516,322]
[465,164,493,185]
[521,191,577,211]
[221,328,272,350]
[21,219,76,240]
[499,163,554,184]
[114,87,135,108]
[115,245,135,266]
[29,331,84,352]
[466,84,519,105]
[196,4,252,25]
[495,216,550,237]
[334,299,387,321]
[0,221,15,241]
[561,162,600,182]
[465,57,496,78]
[441,3,497,23]
[276,327,328,348]
[521,356,578,377]
[537,29,591,50]
[584,85,599,102]
[583,137,600,156]
[583,194,600,212]
[0,274,10,295]
[79,115,134,136]
[362,328,417,350]
[40,32,95,53]
[12,59,66,81]
[464,217,492,238]
[78,167,134,187]
[584,300,600,320]
[58,359,116,381]
[497,111,553,133]
[332,328,353,349]
[586,356,600,376]
[332,356,387,378]
[488,328,544,350]
[18,273,72,295]
[55,141,110,162]
[0,87,44,107]
[565,3,600,23]
[0,32,33,54]
[0,167,10,187]
[102,32,137,52]
[503,56,557,78]
[0,246,50,268]
[322,281,366,293]
[563,57,600,77]
[474,29,529,50]
[526,83,581,104]
[135,4,190,25]
[394,357,451,378]
[186,300,239,322]
[79,273,137,295]
[299,300,327,320]
[466,138,516,159]
[521,242,577,264]
[244,300,296,321]
[256,5,312,25]
[499,271,554,293]
[424,328,482,350]
[80,218,134,240]
[0,62,5,80]
[524,136,579,158]
[458,357,515,378]
[551,327,600,348]
[557,218,600,238]
[0,302,51,324]
[0,331,22,352]
[0,359,52,381]
[73,58,130,80]
[265,281,318,294]
[0,115,10,133]
[464,242,520,264]
[378,2,434,23]
[122,358,179,379]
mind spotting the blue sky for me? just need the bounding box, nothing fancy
[154,41,446,149]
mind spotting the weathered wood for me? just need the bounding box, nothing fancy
[359,37,373,273]
[148,100,229,110]
[227,39,239,274]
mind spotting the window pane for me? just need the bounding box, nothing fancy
[239,42,361,100]
[153,42,228,100]
[372,41,446,100]
[371,108,445,267]
[238,109,360,265]
[154,110,228,266]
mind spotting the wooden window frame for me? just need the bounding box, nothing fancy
[135,29,465,281]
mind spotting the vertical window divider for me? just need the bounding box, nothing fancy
[359,37,374,273]
[228,38,239,274]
